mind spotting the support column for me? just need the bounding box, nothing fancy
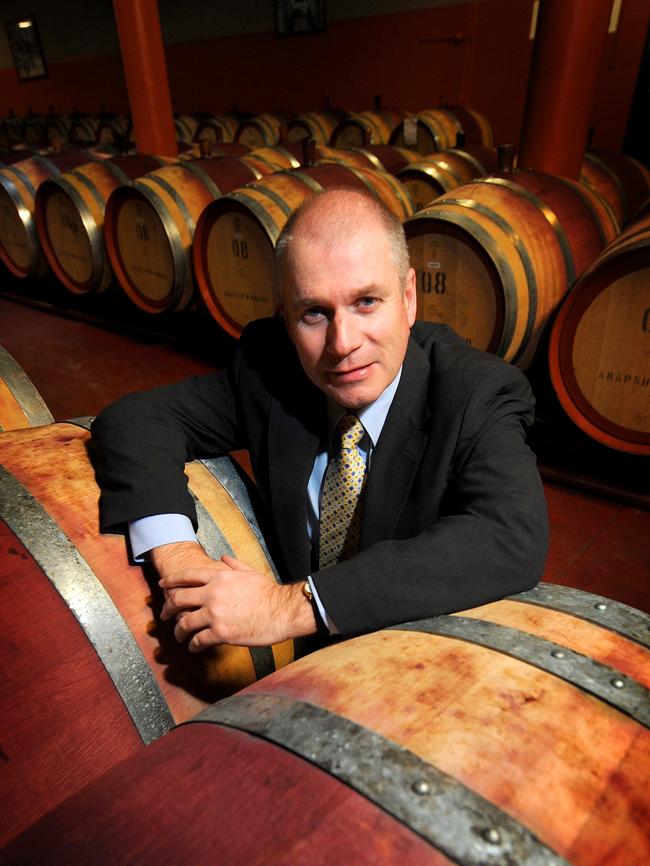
[518,0,611,178]
[113,0,177,157]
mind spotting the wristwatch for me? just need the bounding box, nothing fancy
[301,579,314,603]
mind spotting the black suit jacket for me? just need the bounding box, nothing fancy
[92,317,549,634]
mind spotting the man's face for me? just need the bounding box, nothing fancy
[282,220,417,410]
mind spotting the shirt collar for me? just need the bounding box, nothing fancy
[326,367,402,448]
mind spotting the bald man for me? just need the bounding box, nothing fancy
[92,189,548,650]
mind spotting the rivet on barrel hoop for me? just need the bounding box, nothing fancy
[551,650,566,659]
[482,827,502,845]
[611,679,625,690]
[595,603,608,611]
[411,779,431,796]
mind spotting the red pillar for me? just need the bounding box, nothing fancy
[518,0,611,179]
[112,0,177,157]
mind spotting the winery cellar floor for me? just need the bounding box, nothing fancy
[1,286,648,614]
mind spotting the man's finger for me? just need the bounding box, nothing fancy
[160,586,203,621]
[220,554,257,572]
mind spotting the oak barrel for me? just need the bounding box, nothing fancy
[0,344,54,430]
[34,154,174,295]
[0,420,293,846]
[68,114,103,144]
[103,156,272,313]
[4,585,649,866]
[548,213,650,455]
[0,149,106,278]
[405,170,619,368]
[235,111,298,148]
[397,145,499,211]
[193,113,241,145]
[390,106,493,154]
[192,164,414,337]
[580,146,650,228]
[330,108,411,148]
[285,108,349,144]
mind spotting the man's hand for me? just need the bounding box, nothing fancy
[151,542,317,650]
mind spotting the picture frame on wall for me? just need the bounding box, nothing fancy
[5,16,48,81]
[275,0,326,36]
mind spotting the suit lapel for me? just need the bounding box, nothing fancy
[268,379,326,579]
[361,338,431,548]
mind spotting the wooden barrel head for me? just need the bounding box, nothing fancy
[0,180,34,274]
[117,194,175,304]
[41,186,94,286]
[195,205,277,336]
[550,245,650,455]
[406,214,505,355]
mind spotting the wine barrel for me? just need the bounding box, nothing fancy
[193,164,414,338]
[235,111,298,148]
[342,145,421,175]
[330,108,411,149]
[178,140,252,161]
[34,154,175,295]
[390,106,493,154]
[580,147,650,228]
[68,114,103,144]
[174,113,200,143]
[194,114,241,145]
[21,113,45,145]
[397,145,499,211]
[0,420,293,846]
[285,109,349,145]
[5,585,649,865]
[548,213,650,455]
[43,114,73,146]
[96,114,132,147]
[103,156,272,313]
[0,345,54,430]
[405,170,619,369]
[0,150,107,278]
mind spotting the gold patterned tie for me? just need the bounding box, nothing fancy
[318,414,367,569]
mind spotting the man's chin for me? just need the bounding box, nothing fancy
[324,381,378,411]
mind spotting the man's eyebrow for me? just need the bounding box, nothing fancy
[289,286,386,311]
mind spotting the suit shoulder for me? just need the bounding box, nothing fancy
[411,321,520,378]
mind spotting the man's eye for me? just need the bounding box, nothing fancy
[302,307,326,323]
[357,297,378,309]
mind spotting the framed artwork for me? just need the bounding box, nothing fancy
[5,16,48,81]
[275,0,326,36]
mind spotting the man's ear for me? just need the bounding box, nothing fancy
[404,268,417,327]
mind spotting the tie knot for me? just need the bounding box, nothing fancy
[337,413,365,450]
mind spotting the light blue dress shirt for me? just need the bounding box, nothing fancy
[129,368,402,633]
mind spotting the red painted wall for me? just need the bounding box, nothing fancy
[0,0,647,153]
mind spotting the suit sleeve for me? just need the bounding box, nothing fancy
[91,353,244,534]
[312,363,549,633]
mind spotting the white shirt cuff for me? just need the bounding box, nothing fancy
[307,576,339,635]
[129,514,198,561]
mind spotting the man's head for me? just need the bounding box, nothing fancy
[276,188,417,410]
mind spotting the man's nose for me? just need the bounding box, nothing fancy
[326,312,361,358]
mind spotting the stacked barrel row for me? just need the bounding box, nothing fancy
[2,105,491,152]
[1,113,648,452]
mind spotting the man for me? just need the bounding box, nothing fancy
[91,188,548,652]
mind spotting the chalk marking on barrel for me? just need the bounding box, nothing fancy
[191,692,571,866]
[0,465,174,744]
